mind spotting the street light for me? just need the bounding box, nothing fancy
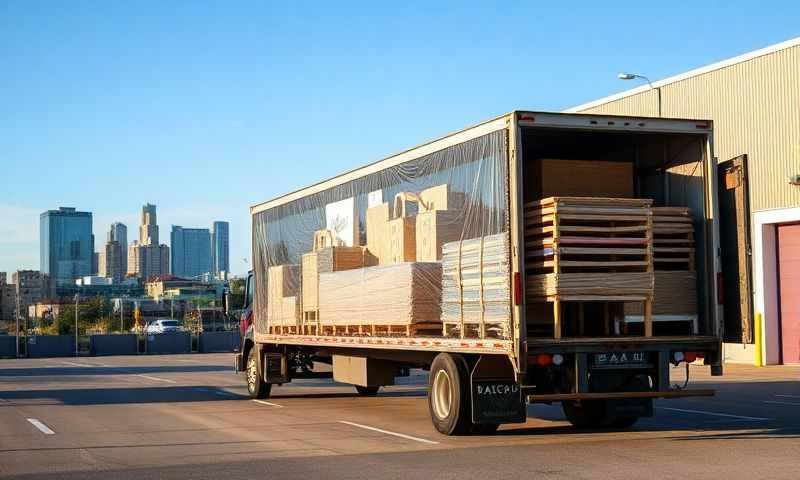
[73,294,79,356]
[618,72,661,117]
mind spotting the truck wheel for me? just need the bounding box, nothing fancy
[428,353,472,435]
[246,349,271,399]
[562,400,607,428]
[355,385,380,396]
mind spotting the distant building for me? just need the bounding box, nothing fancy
[40,207,94,285]
[11,271,53,319]
[128,204,169,280]
[108,222,128,273]
[139,203,159,245]
[211,221,230,278]
[171,226,212,279]
[75,276,112,286]
[144,276,222,302]
[0,272,6,285]
[100,240,125,283]
[0,283,15,321]
[28,301,70,321]
[128,242,170,281]
[92,251,100,275]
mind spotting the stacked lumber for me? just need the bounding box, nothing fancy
[317,262,442,334]
[301,247,377,332]
[267,265,301,331]
[624,207,697,327]
[441,233,511,339]
[524,197,654,338]
[651,207,695,270]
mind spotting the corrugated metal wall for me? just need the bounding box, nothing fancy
[577,45,800,212]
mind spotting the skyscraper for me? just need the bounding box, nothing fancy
[140,203,158,245]
[211,221,229,277]
[171,226,212,279]
[128,204,169,280]
[40,207,93,285]
[107,222,128,275]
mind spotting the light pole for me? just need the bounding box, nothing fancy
[73,294,79,356]
[618,72,661,117]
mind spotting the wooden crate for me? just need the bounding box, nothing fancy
[389,216,416,264]
[527,159,634,199]
[416,210,463,262]
[366,203,391,265]
[318,262,442,330]
[652,207,695,271]
[524,197,654,338]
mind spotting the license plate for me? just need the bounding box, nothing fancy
[593,351,649,367]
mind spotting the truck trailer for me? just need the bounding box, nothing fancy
[235,111,722,435]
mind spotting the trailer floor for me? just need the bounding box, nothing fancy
[1,354,798,479]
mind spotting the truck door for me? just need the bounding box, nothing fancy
[717,154,753,343]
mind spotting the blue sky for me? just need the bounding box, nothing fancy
[2,1,798,276]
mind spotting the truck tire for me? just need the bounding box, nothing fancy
[355,385,380,396]
[428,353,472,435]
[246,348,271,399]
[562,400,607,428]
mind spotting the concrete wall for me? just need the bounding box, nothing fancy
[199,331,240,353]
[145,332,191,354]
[0,335,16,358]
[26,335,75,357]
[90,334,138,356]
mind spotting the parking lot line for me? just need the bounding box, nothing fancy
[135,374,176,383]
[26,418,55,435]
[659,407,769,421]
[252,399,283,408]
[764,400,800,407]
[58,361,95,368]
[338,420,439,445]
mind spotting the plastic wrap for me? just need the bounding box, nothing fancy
[252,130,510,339]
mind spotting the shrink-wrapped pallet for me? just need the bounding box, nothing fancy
[267,265,300,327]
[318,262,442,327]
[441,234,511,338]
[389,217,416,264]
[302,247,377,312]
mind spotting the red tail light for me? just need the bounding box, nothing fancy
[536,354,552,367]
[513,272,522,306]
[684,352,698,363]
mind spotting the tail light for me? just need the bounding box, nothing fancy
[684,352,698,363]
[513,272,522,306]
[536,354,552,366]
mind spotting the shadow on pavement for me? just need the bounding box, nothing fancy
[0,365,229,377]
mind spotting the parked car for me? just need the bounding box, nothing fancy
[144,319,184,334]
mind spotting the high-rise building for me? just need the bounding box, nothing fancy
[101,240,125,283]
[128,204,169,280]
[40,207,93,285]
[128,242,169,281]
[211,221,230,277]
[171,226,212,279]
[139,203,158,245]
[108,222,128,274]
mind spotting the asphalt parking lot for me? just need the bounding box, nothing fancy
[1,354,799,479]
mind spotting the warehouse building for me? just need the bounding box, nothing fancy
[567,37,800,365]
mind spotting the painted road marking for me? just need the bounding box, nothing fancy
[659,407,769,421]
[253,399,283,408]
[27,418,55,435]
[764,400,800,406]
[58,361,95,368]
[338,420,439,445]
[135,374,176,383]
[775,394,800,399]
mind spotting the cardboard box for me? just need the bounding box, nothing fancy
[389,217,416,264]
[366,203,391,265]
[267,265,300,326]
[528,159,634,199]
[419,184,465,212]
[416,210,463,262]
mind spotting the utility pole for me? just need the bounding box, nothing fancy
[74,294,79,356]
[15,287,20,358]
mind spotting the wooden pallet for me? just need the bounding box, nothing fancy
[316,322,443,337]
[651,207,695,271]
[524,197,654,339]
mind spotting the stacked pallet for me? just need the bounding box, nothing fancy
[301,246,377,334]
[524,197,654,338]
[317,262,442,335]
[441,233,511,339]
[625,207,697,331]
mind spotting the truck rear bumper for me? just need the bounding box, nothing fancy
[528,388,715,403]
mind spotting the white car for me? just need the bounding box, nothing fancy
[144,319,183,334]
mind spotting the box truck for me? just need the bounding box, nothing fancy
[235,111,722,435]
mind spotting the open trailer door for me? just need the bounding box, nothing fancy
[718,154,753,343]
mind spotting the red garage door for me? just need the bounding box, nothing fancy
[778,223,800,364]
